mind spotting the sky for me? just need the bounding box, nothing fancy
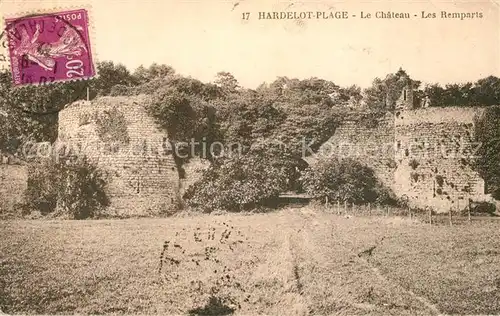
[1,0,499,88]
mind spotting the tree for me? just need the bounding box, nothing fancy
[363,68,420,110]
[133,63,175,84]
[425,76,500,107]
[147,78,220,167]
[214,71,240,95]
[216,88,286,148]
[424,83,446,107]
[0,70,91,153]
[91,61,137,96]
[472,76,500,106]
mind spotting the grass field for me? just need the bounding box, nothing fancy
[1,208,500,315]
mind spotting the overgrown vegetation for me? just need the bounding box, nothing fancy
[184,145,304,212]
[301,158,396,205]
[473,106,500,199]
[95,107,130,146]
[466,201,497,216]
[24,157,109,219]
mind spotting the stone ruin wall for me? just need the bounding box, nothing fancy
[57,95,180,217]
[321,107,487,212]
[317,112,396,187]
[394,107,485,211]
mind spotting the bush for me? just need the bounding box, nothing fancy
[25,159,59,215]
[468,201,497,216]
[25,157,109,219]
[301,158,396,205]
[183,146,298,212]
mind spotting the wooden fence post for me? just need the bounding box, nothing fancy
[325,196,329,209]
[344,200,347,214]
[449,207,453,226]
[428,207,432,226]
[337,200,340,215]
[468,199,471,223]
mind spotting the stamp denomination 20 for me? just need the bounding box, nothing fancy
[4,9,95,86]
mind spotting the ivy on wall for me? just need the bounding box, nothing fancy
[95,106,130,146]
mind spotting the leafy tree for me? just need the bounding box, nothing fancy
[91,61,137,96]
[472,76,500,106]
[133,63,175,84]
[0,70,90,153]
[272,104,340,155]
[148,78,220,167]
[214,71,240,95]
[363,68,420,110]
[425,76,500,107]
[216,89,286,149]
[423,84,446,107]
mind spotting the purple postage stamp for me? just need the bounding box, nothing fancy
[5,9,95,86]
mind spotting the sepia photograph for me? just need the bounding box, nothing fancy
[0,0,499,315]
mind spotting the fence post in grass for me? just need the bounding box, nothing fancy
[468,198,471,223]
[325,196,329,209]
[337,200,340,215]
[344,200,347,214]
[428,207,432,226]
[352,202,355,215]
[449,207,453,226]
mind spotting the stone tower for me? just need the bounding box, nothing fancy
[57,95,180,217]
[396,76,414,110]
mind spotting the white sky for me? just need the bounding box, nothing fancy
[1,0,499,88]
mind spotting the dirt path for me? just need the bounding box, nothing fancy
[287,209,440,315]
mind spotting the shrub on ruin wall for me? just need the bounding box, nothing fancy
[25,157,109,219]
[301,158,396,205]
[95,107,130,146]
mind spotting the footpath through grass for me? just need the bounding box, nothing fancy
[1,208,499,315]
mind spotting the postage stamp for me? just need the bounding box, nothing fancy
[4,9,95,86]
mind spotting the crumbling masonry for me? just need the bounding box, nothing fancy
[319,83,487,212]
[57,95,179,217]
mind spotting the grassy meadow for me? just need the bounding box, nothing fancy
[1,207,500,315]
